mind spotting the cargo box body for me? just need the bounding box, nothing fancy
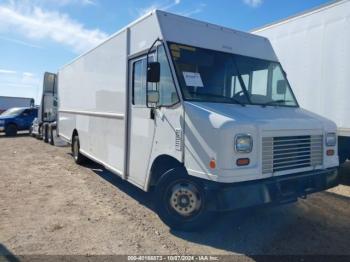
[253,0,350,161]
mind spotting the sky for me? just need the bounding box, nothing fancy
[0,0,332,104]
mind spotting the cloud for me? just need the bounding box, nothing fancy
[20,0,97,7]
[23,72,35,77]
[0,69,41,102]
[137,0,181,17]
[46,0,97,6]
[0,69,17,74]
[180,3,206,17]
[0,36,43,49]
[0,2,108,54]
[243,0,263,8]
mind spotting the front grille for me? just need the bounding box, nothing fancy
[262,135,323,174]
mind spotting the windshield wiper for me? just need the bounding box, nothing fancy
[229,97,245,107]
[262,99,292,107]
[188,92,246,107]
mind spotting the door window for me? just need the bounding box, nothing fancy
[22,109,30,116]
[132,59,146,106]
[132,57,156,107]
[132,47,178,107]
[157,45,179,106]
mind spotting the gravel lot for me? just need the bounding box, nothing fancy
[0,135,350,256]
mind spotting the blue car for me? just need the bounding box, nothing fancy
[0,107,38,136]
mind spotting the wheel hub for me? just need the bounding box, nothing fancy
[170,183,201,217]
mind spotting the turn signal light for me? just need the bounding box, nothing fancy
[209,159,216,169]
[237,158,250,166]
[327,149,335,156]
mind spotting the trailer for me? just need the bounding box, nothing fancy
[31,72,58,145]
[253,0,350,163]
[58,10,339,231]
[0,96,34,114]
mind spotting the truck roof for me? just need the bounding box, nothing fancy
[60,9,278,70]
[252,0,347,33]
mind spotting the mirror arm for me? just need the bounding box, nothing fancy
[146,38,162,108]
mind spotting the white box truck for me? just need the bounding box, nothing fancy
[58,10,339,230]
[31,72,58,145]
[253,0,350,163]
[0,96,35,114]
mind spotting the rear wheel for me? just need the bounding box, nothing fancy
[49,126,55,145]
[154,168,214,231]
[43,124,49,143]
[36,125,42,140]
[72,135,86,164]
[5,124,17,137]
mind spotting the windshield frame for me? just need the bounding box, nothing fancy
[167,41,299,108]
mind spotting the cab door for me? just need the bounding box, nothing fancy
[127,55,156,186]
[17,109,31,129]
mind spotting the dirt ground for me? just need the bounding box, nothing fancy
[0,135,350,256]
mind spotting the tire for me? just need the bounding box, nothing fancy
[154,167,214,231]
[72,135,86,165]
[36,126,42,140]
[5,124,17,137]
[43,124,49,143]
[49,126,55,146]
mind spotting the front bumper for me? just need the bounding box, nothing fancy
[205,168,339,211]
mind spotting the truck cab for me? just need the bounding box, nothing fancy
[0,107,38,136]
[144,41,339,230]
[31,72,58,145]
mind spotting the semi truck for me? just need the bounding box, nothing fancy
[57,10,339,230]
[31,72,58,145]
[0,96,34,114]
[253,0,350,163]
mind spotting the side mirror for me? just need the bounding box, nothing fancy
[147,90,159,108]
[147,62,160,83]
[277,80,287,95]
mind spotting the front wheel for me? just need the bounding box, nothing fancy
[154,168,214,231]
[5,124,17,137]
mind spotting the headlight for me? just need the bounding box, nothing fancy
[326,133,336,146]
[235,134,253,153]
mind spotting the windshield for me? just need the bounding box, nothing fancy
[168,42,298,107]
[1,108,24,116]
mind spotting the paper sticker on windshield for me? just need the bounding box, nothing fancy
[183,72,204,87]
